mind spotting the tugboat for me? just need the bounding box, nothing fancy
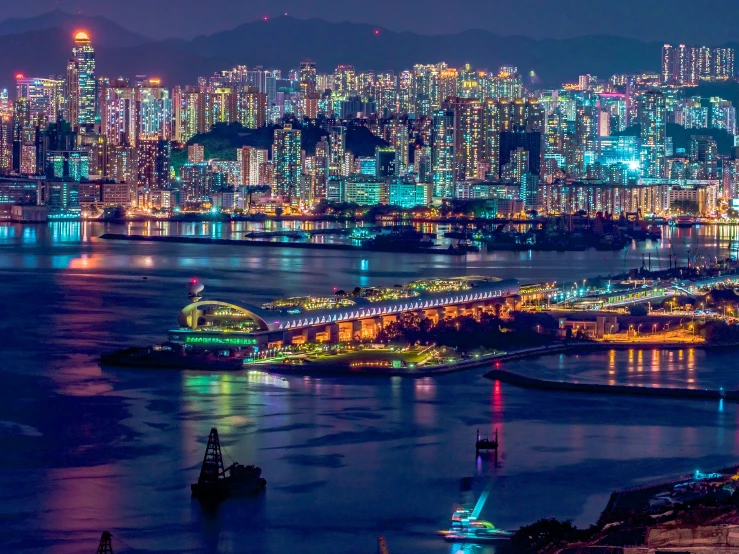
[191,427,266,502]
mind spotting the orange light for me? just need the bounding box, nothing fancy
[74,30,90,41]
[15,73,24,80]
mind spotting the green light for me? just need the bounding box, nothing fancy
[185,336,256,346]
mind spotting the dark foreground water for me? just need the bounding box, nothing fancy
[2,222,739,554]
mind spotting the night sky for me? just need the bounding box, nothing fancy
[6,0,739,43]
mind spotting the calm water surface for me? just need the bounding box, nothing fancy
[2,221,739,554]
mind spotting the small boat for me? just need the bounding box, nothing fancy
[448,240,480,253]
[441,507,513,543]
[191,427,266,502]
[674,215,695,228]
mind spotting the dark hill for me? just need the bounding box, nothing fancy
[170,122,389,173]
[0,10,151,47]
[614,123,735,156]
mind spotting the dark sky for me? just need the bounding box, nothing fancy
[8,0,739,43]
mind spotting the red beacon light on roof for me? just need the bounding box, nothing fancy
[187,279,204,302]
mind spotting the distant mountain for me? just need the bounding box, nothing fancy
[1,15,738,92]
[0,9,151,47]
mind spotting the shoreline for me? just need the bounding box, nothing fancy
[249,340,728,378]
[99,233,466,255]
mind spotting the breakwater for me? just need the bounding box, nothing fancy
[485,368,737,401]
[99,233,463,255]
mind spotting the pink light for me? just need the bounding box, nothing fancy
[374,29,380,35]
[263,16,268,21]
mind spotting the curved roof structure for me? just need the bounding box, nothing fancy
[178,300,270,331]
[191,279,521,333]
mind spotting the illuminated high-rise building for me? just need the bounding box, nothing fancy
[100,85,137,146]
[272,124,302,197]
[388,121,409,175]
[494,66,523,101]
[0,89,9,118]
[236,87,267,129]
[398,71,414,115]
[237,146,267,185]
[137,138,170,187]
[713,48,735,80]
[482,98,502,177]
[72,31,96,125]
[661,44,698,86]
[15,76,63,126]
[430,109,455,198]
[299,60,317,96]
[0,115,12,173]
[65,59,79,125]
[313,138,330,198]
[690,135,718,179]
[639,90,667,178]
[329,126,346,177]
[444,97,482,181]
[138,79,172,140]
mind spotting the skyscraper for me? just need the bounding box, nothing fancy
[661,44,698,86]
[329,126,346,177]
[444,97,482,181]
[639,90,667,178]
[272,124,302,197]
[430,109,455,198]
[388,121,409,175]
[72,31,96,125]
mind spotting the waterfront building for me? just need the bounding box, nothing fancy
[388,179,431,208]
[172,277,521,348]
[342,175,386,205]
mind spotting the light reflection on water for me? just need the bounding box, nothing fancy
[1,222,739,553]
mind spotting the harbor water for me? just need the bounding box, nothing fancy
[1,221,739,554]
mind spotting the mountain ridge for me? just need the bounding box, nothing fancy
[0,12,737,92]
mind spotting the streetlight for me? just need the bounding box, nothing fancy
[638,323,643,336]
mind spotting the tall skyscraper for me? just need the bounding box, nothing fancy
[431,109,455,198]
[329,126,346,177]
[639,90,667,178]
[138,80,172,141]
[388,121,409,175]
[72,31,96,125]
[272,124,302,197]
[444,97,483,181]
